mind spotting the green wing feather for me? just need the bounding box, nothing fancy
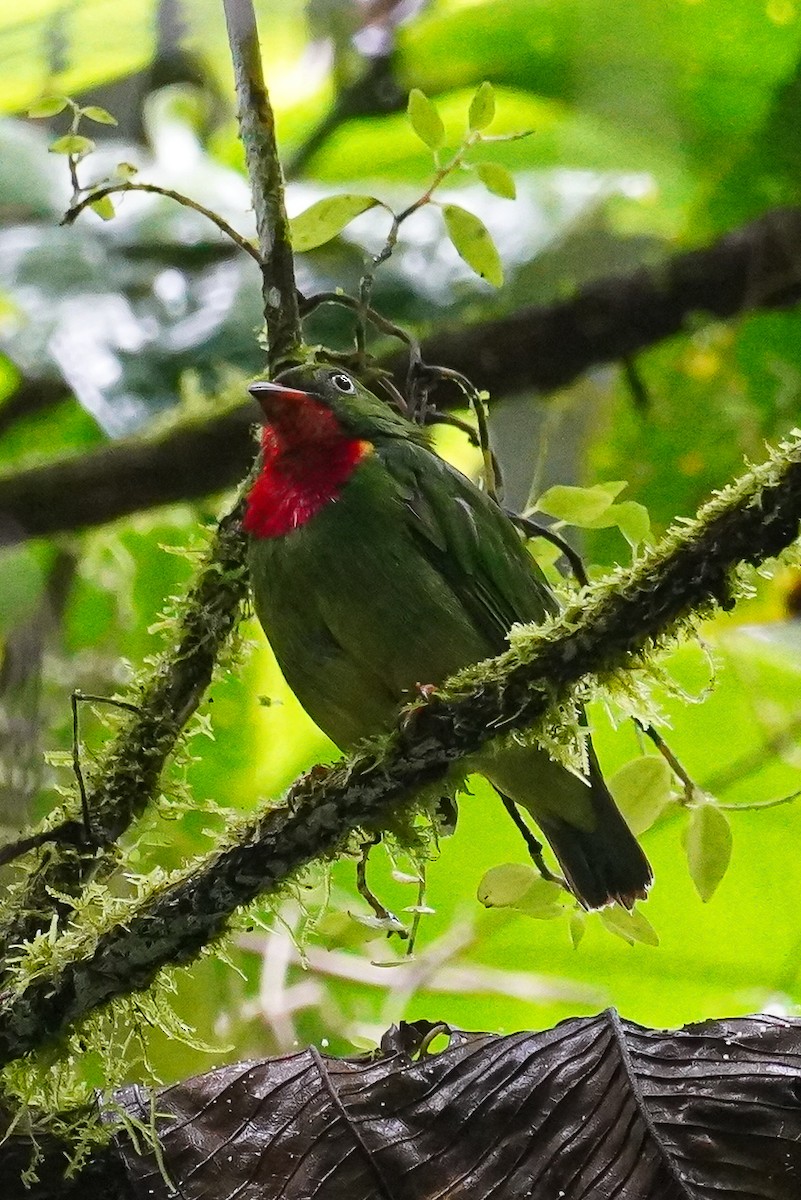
[384,438,558,652]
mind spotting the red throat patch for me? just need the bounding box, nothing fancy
[244,393,371,539]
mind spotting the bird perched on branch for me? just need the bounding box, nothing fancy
[244,364,652,910]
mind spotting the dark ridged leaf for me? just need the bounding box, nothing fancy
[111,1012,801,1200]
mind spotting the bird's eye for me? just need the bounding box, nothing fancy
[330,372,355,393]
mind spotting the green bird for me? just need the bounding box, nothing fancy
[244,364,652,909]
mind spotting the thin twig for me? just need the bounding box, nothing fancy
[299,290,418,352]
[498,794,560,884]
[718,789,801,812]
[61,183,262,263]
[637,721,698,803]
[507,512,590,586]
[420,364,501,499]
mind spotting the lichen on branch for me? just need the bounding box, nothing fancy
[1,430,800,1067]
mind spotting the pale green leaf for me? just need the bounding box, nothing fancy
[115,162,139,179]
[535,482,625,524]
[89,195,115,221]
[407,88,445,150]
[442,203,503,286]
[469,81,496,131]
[290,195,378,252]
[28,95,69,118]
[49,134,95,157]
[514,875,566,920]
[528,538,563,570]
[477,864,564,919]
[609,755,673,835]
[594,480,629,500]
[477,862,539,908]
[569,911,586,949]
[686,803,733,902]
[476,161,516,199]
[608,500,651,547]
[81,105,118,125]
[600,906,660,947]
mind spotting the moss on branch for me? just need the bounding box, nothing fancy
[1,431,801,1065]
[0,502,251,969]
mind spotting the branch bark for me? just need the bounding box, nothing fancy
[3,207,801,545]
[1,429,800,1064]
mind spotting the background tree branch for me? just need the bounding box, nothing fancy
[1,428,799,1064]
[2,206,801,545]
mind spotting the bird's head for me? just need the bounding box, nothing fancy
[248,365,416,446]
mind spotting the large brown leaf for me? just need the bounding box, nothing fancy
[111,1011,801,1199]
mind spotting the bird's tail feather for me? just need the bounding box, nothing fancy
[537,747,652,910]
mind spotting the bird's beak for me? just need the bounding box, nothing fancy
[248,379,315,422]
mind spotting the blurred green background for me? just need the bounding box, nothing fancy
[2,0,801,1091]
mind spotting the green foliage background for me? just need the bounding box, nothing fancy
[2,0,801,1091]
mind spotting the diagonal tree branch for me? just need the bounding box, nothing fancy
[1,429,800,1064]
[3,207,801,545]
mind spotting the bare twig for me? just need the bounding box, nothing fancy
[62,182,261,263]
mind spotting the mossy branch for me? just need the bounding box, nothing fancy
[0,4,299,969]
[0,503,250,968]
[2,432,801,1065]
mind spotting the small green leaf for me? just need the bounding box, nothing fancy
[535,482,625,524]
[477,863,539,908]
[600,906,659,947]
[686,803,732,902]
[595,480,628,499]
[477,864,564,919]
[49,133,95,157]
[290,194,378,252]
[529,538,562,570]
[468,81,496,131]
[569,911,586,948]
[514,876,566,920]
[28,94,69,117]
[115,161,139,179]
[607,500,651,547]
[476,161,516,199]
[408,88,445,150]
[609,755,673,836]
[89,195,115,220]
[81,105,117,125]
[442,203,503,286]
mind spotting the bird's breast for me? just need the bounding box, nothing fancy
[244,438,373,539]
